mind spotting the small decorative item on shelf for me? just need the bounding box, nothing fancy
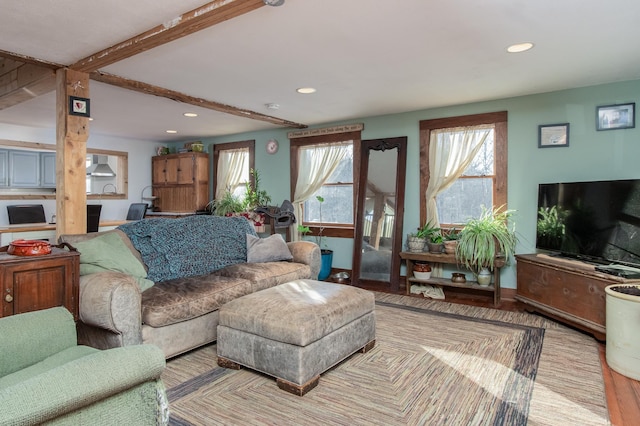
[477,268,492,286]
[413,262,432,280]
[451,272,466,283]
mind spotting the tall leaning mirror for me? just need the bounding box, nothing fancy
[352,137,407,291]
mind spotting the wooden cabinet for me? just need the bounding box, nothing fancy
[152,152,209,212]
[515,253,640,341]
[0,247,80,320]
[400,251,502,306]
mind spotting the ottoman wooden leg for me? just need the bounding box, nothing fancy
[217,356,242,370]
[276,375,320,396]
[360,339,376,353]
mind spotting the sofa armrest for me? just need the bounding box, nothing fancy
[0,345,165,426]
[79,272,143,347]
[0,307,76,378]
[287,241,321,279]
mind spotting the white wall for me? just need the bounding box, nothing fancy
[0,123,162,226]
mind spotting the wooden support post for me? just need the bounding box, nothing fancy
[55,68,89,239]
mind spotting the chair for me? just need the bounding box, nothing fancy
[126,203,148,221]
[0,307,169,425]
[7,204,46,224]
[86,204,102,233]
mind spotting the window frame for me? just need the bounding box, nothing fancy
[418,111,508,227]
[290,131,361,238]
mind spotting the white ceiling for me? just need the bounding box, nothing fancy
[1,0,640,143]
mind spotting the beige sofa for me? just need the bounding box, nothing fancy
[61,215,321,359]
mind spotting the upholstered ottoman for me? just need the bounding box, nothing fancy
[217,279,376,396]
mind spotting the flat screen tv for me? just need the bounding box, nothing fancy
[537,179,640,267]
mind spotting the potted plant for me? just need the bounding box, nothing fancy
[426,231,444,254]
[455,206,517,286]
[442,228,460,254]
[207,169,272,228]
[298,196,333,280]
[407,221,440,253]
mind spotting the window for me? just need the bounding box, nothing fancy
[213,140,255,201]
[419,111,507,227]
[301,143,353,225]
[290,129,361,237]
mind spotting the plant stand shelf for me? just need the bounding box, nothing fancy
[400,251,502,306]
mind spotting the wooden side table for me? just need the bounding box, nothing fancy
[0,247,80,320]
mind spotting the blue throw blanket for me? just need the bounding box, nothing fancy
[118,215,256,282]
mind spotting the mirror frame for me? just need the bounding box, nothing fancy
[0,139,128,200]
[352,137,407,291]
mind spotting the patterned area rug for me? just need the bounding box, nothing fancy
[162,293,609,426]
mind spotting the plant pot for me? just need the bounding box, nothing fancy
[443,240,458,254]
[407,235,427,253]
[413,271,432,280]
[427,242,444,254]
[476,267,492,286]
[318,249,334,281]
[605,284,640,380]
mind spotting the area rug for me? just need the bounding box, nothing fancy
[162,293,609,426]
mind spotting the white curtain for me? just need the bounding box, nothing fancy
[291,142,351,241]
[424,125,492,226]
[215,148,248,200]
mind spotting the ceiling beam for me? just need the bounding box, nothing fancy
[0,51,62,109]
[91,71,307,129]
[71,0,265,72]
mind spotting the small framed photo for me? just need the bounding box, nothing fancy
[538,123,569,148]
[68,96,90,117]
[596,103,635,131]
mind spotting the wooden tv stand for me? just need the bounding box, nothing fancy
[515,253,640,341]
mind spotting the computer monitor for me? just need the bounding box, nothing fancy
[7,205,46,224]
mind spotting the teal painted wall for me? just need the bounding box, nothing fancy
[189,79,640,288]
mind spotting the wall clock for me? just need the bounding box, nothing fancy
[266,139,279,154]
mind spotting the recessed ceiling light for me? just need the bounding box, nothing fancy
[296,87,316,94]
[183,112,198,117]
[507,42,534,53]
[166,130,177,134]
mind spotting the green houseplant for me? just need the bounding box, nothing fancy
[298,196,333,280]
[207,168,272,216]
[455,206,517,276]
[407,220,440,253]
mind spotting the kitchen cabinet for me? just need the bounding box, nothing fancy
[9,150,40,187]
[40,152,56,187]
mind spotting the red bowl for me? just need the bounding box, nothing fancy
[7,239,52,256]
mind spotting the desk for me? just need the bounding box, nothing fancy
[0,220,128,246]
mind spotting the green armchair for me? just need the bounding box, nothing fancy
[0,307,169,426]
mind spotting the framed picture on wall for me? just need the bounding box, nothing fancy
[596,103,635,131]
[538,123,570,148]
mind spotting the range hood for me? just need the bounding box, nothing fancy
[87,155,116,177]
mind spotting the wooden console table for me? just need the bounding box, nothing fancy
[400,251,502,306]
[515,253,640,341]
[0,247,80,320]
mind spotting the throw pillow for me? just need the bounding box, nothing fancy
[246,234,293,263]
[73,232,154,292]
